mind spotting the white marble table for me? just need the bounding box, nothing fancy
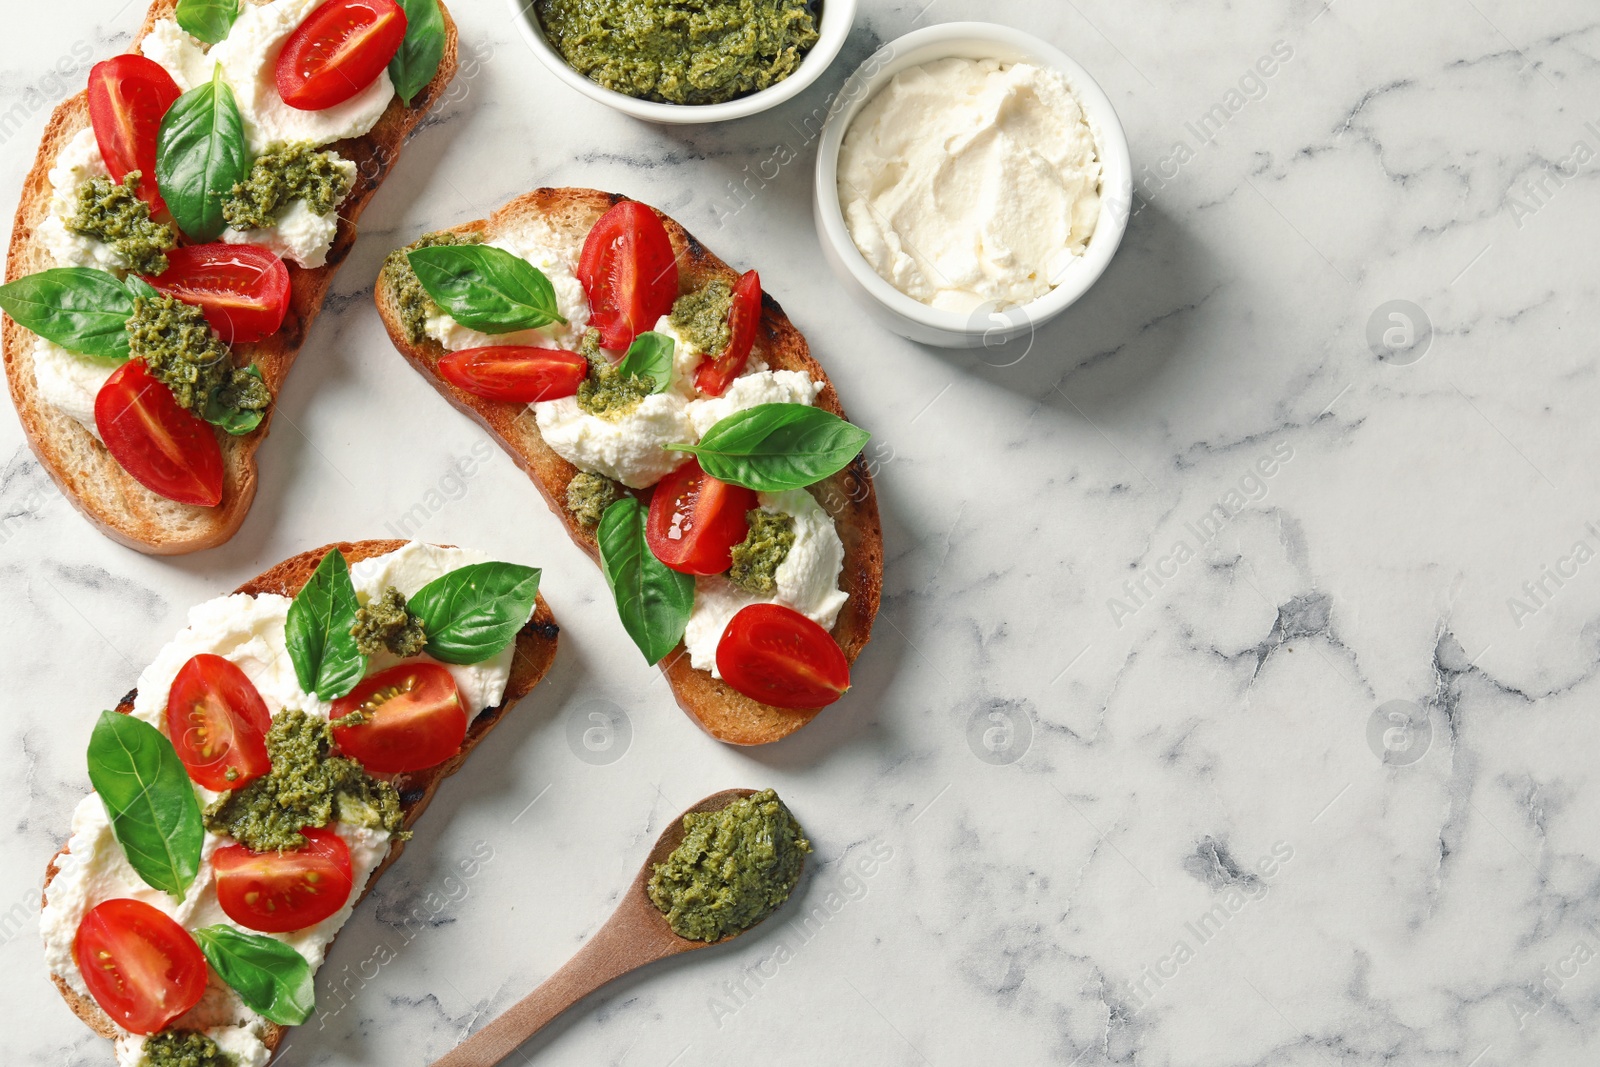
[4,0,1599,1064]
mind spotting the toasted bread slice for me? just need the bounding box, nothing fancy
[41,539,560,1060]
[374,188,882,746]
[3,1,460,555]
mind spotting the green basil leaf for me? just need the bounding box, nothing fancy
[616,331,674,394]
[192,925,314,1026]
[157,66,249,243]
[285,549,365,700]
[86,710,203,898]
[389,0,446,107]
[0,268,133,361]
[124,275,161,302]
[669,403,870,492]
[597,497,694,665]
[174,0,240,45]
[407,245,566,333]
[409,562,541,664]
[202,365,266,436]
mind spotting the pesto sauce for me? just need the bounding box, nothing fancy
[351,586,427,658]
[576,328,653,420]
[142,1030,230,1067]
[222,142,354,231]
[382,231,484,344]
[68,173,176,276]
[670,280,733,356]
[536,0,821,106]
[204,708,406,852]
[566,471,620,528]
[728,509,795,595]
[128,293,269,421]
[647,789,810,942]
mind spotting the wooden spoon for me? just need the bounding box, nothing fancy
[431,788,795,1067]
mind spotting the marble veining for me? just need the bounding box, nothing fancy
[2,0,1599,1064]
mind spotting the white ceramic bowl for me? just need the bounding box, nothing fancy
[813,23,1133,349]
[508,0,857,125]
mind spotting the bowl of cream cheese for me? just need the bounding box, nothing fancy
[813,23,1132,348]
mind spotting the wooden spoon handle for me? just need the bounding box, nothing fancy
[429,906,680,1067]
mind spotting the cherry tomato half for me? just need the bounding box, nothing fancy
[165,654,272,791]
[146,245,291,345]
[331,662,467,774]
[577,201,679,351]
[95,360,224,508]
[73,898,207,1035]
[87,55,181,217]
[276,0,407,112]
[646,458,757,576]
[214,827,354,934]
[715,603,851,710]
[437,346,588,403]
[694,270,762,398]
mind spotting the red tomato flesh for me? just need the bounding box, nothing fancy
[438,346,588,403]
[577,201,679,351]
[276,0,407,112]
[646,458,757,575]
[694,270,762,398]
[95,360,224,507]
[87,55,181,217]
[331,662,467,774]
[715,603,851,710]
[73,899,207,1034]
[146,244,291,344]
[165,653,272,791]
[214,827,354,934]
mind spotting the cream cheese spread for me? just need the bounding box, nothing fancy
[40,543,519,1056]
[426,223,823,491]
[683,488,849,677]
[221,155,358,268]
[142,0,394,154]
[838,58,1102,313]
[33,336,115,439]
[38,127,121,272]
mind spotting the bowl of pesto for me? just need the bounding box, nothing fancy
[509,0,855,123]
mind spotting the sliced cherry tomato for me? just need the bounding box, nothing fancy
[694,270,762,398]
[646,458,757,576]
[716,603,851,710]
[577,201,679,351]
[87,55,182,217]
[330,663,467,774]
[95,360,224,508]
[165,654,272,791]
[73,899,207,1034]
[146,245,291,344]
[438,346,589,403]
[214,827,355,934]
[276,0,408,111]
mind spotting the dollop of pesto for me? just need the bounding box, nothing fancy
[728,509,795,595]
[648,788,810,942]
[142,1030,231,1067]
[351,586,427,657]
[68,173,176,276]
[535,0,821,106]
[566,471,620,528]
[204,708,405,852]
[670,280,733,356]
[222,141,354,231]
[576,328,653,420]
[128,292,270,422]
[382,230,484,344]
